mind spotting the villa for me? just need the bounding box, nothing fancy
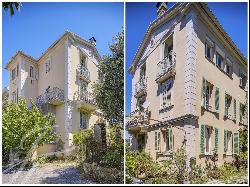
[5,31,107,155]
[126,2,247,166]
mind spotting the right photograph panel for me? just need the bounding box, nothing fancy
[125,2,248,184]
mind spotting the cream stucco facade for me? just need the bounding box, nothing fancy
[127,3,248,166]
[5,31,106,153]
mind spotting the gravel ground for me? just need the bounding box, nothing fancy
[2,163,95,184]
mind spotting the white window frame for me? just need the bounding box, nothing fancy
[205,42,213,60]
[155,131,161,152]
[226,131,233,155]
[216,52,223,69]
[205,126,212,155]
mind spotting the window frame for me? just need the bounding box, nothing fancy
[80,111,89,129]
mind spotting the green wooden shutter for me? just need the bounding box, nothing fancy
[214,128,219,154]
[200,124,205,154]
[158,132,161,151]
[223,130,227,154]
[239,103,243,122]
[224,92,228,116]
[155,132,157,150]
[233,132,239,155]
[215,87,220,112]
[169,128,173,151]
[233,99,237,120]
[201,77,206,107]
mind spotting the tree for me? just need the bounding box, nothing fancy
[2,2,21,16]
[93,30,124,125]
[2,98,55,163]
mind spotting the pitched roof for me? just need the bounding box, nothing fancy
[5,31,102,69]
[129,2,247,74]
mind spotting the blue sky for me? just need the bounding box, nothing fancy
[2,2,124,88]
[125,2,248,114]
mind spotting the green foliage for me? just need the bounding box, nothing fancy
[190,165,208,184]
[239,128,247,152]
[93,30,124,125]
[2,2,21,16]
[2,98,55,163]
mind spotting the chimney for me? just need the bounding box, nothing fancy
[89,37,96,46]
[156,2,168,17]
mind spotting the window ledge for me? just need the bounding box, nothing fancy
[157,151,173,156]
[205,56,215,64]
[224,114,236,122]
[159,104,174,113]
[216,65,233,80]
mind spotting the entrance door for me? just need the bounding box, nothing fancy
[137,134,145,151]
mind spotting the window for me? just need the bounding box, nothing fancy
[205,43,213,60]
[16,64,19,77]
[239,103,246,123]
[205,126,212,154]
[11,68,16,81]
[30,66,34,78]
[224,93,232,118]
[224,130,233,155]
[80,54,87,68]
[80,111,88,129]
[139,64,146,80]
[216,52,223,69]
[239,67,247,89]
[201,78,214,110]
[160,78,173,109]
[45,59,51,73]
[165,128,173,152]
[80,81,87,92]
[12,89,18,103]
[155,131,161,151]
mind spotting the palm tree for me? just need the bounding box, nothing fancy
[3,2,21,16]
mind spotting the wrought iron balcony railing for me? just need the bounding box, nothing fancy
[156,50,176,83]
[135,77,147,98]
[36,87,64,106]
[78,90,95,106]
[77,65,90,82]
[126,109,150,130]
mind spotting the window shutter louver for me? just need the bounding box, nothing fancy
[214,128,218,154]
[239,103,243,122]
[200,124,205,154]
[233,99,237,120]
[169,128,173,151]
[158,132,161,151]
[155,132,157,150]
[233,132,239,155]
[224,130,227,154]
[201,78,206,107]
[215,87,220,112]
[224,93,227,116]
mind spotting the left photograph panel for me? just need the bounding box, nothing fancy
[2,2,124,184]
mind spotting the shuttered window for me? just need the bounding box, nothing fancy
[200,124,205,154]
[215,87,220,112]
[214,128,219,154]
[155,131,161,151]
[233,132,239,155]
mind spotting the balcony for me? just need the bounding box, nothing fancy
[77,65,90,83]
[156,51,176,83]
[36,87,64,106]
[75,90,96,112]
[126,109,150,133]
[134,78,147,98]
